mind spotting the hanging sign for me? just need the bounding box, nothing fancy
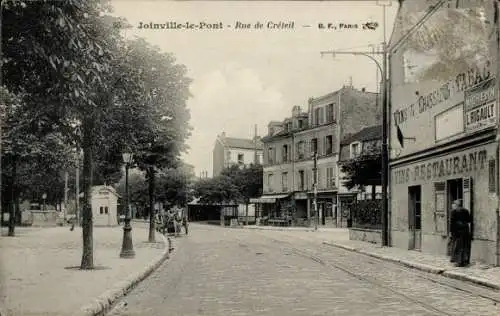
[464,78,496,132]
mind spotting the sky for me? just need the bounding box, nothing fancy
[111,0,398,177]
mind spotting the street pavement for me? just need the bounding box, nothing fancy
[0,223,166,316]
[109,224,500,316]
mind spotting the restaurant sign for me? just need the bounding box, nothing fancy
[464,78,496,132]
[393,148,488,185]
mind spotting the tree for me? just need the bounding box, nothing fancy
[1,87,76,235]
[340,146,381,197]
[118,38,192,242]
[193,164,263,211]
[156,163,196,209]
[3,0,137,268]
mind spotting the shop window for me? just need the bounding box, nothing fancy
[489,159,496,193]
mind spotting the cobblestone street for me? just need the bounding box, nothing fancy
[110,224,500,316]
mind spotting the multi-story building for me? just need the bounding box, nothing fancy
[212,132,263,177]
[252,85,379,227]
[388,0,499,265]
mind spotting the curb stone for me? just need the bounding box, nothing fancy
[75,234,171,316]
[322,241,500,290]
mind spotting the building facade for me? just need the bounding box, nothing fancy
[389,0,499,265]
[212,132,263,177]
[253,85,379,227]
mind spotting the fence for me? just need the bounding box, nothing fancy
[350,199,382,230]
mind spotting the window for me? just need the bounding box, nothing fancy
[298,170,305,191]
[267,147,275,164]
[282,145,289,162]
[326,103,335,122]
[104,207,109,214]
[282,172,288,191]
[311,138,318,155]
[314,108,320,125]
[296,141,305,159]
[237,153,244,164]
[99,207,104,214]
[327,167,335,188]
[325,135,333,155]
[350,142,361,158]
[298,120,303,129]
[267,173,274,192]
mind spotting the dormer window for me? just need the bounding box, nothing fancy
[350,141,361,158]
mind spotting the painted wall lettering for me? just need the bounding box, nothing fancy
[392,149,488,185]
[393,61,492,126]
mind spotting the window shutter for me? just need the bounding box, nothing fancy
[489,159,496,193]
[434,182,446,235]
[462,177,473,238]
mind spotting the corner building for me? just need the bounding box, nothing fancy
[389,0,500,265]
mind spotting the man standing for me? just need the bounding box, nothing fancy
[450,199,472,267]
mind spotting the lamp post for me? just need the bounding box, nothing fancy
[120,152,135,259]
[42,193,47,211]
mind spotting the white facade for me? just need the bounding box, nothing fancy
[227,148,262,167]
[81,186,120,226]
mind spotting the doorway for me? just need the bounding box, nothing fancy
[447,179,463,234]
[408,185,422,250]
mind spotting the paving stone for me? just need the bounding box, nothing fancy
[111,224,500,316]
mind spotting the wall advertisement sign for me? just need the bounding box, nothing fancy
[464,78,496,132]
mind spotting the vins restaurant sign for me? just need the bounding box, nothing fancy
[464,77,496,132]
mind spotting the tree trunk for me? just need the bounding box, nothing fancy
[80,121,94,269]
[8,158,17,236]
[148,166,156,243]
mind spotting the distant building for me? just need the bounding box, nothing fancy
[338,124,382,203]
[252,85,380,227]
[79,185,120,226]
[212,132,264,176]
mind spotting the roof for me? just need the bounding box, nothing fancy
[223,137,263,150]
[341,125,382,145]
[79,185,121,198]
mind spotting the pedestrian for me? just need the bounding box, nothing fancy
[449,199,472,267]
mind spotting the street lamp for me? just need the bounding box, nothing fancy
[42,193,47,211]
[120,151,135,259]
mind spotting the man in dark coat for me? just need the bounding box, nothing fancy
[450,199,472,267]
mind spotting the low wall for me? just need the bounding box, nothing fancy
[31,211,58,227]
[349,227,382,244]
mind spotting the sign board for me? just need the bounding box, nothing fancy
[464,78,496,132]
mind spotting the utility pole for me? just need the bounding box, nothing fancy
[313,151,318,231]
[75,147,80,226]
[64,171,68,223]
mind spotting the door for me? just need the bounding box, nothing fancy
[408,186,422,250]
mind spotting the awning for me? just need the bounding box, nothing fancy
[250,194,289,204]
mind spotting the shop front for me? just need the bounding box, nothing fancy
[390,140,498,265]
[307,191,336,226]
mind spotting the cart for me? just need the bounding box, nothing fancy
[161,207,188,236]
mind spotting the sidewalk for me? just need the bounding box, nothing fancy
[0,224,169,316]
[243,224,348,233]
[322,238,500,290]
[240,225,500,290]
